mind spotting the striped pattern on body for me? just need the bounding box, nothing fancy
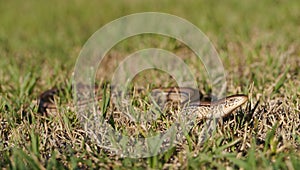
[38,86,248,120]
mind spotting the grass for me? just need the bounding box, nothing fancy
[1,0,300,169]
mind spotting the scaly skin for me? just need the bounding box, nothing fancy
[38,86,248,119]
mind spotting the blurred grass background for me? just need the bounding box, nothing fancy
[1,0,299,89]
[0,0,299,169]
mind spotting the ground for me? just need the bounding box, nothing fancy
[0,0,299,169]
